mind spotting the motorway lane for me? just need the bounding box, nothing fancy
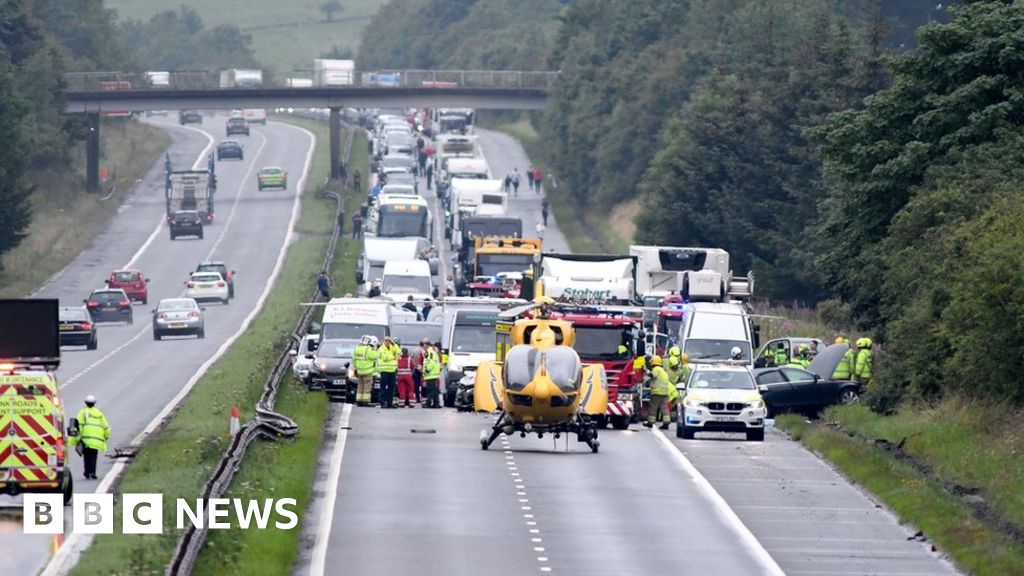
[0,115,315,576]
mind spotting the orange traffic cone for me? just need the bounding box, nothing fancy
[230,406,240,436]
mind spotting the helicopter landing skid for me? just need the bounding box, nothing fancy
[480,412,600,453]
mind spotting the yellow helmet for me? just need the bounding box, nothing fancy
[668,345,681,357]
[534,295,555,306]
[650,355,663,367]
[834,336,848,345]
[856,337,873,349]
[680,353,689,363]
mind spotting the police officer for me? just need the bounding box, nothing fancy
[422,342,443,408]
[377,336,399,408]
[70,395,110,480]
[645,356,673,429]
[352,335,378,406]
[855,337,874,387]
[831,337,856,380]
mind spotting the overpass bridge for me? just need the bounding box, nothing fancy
[63,69,556,190]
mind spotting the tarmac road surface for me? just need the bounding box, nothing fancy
[0,114,316,576]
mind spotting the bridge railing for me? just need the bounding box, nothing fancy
[62,70,558,92]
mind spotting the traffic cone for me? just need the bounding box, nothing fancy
[229,406,240,436]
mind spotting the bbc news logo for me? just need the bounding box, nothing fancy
[23,494,298,534]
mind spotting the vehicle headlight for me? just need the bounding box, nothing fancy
[749,400,765,409]
[685,398,704,409]
[317,362,328,371]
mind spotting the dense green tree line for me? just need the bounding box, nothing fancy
[120,7,259,71]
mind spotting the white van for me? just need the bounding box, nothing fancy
[358,237,432,296]
[321,298,390,342]
[381,260,434,301]
[243,109,267,125]
[678,302,755,366]
[450,179,507,243]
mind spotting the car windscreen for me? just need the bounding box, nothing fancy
[689,370,755,390]
[59,308,89,321]
[112,272,138,282]
[261,169,283,175]
[391,324,442,346]
[683,339,751,362]
[382,274,431,295]
[477,254,533,276]
[197,265,226,275]
[451,324,495,353]
[158,299,197,311]
[317,342,356,359]
[192,274,221,283]
[322,323,387,341]
[378,206,428,238]
[92,292,124,303]
[573,326,631,360]
[174,212,199,222]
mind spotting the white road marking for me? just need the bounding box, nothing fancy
[309,403,353,576]
[60,324,151,388]
[652,429,785,576]
[204,131,268,258]
[42,121,317,576]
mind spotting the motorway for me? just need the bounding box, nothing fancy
[299,128,961,576]
[0,114,315,576]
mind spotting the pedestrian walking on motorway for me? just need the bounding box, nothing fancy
[503,173,512,194]
[426,163,434,191]
[397,348,416,407]
[541,199,549,227]
[422,342,443,408]
[511,169,521,196]
[535,221,545,240]
[527,165,535,191]
[317,271,331,298]
[352,212,362,238]
[69,395,110,480]
[413,340,426,403]
[378,336,399,408]
[418,149,428,173]
[353,169,362,193]
[532,166,543,193]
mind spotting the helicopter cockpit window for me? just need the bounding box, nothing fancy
[505,345,542,392]
[544,346,582,393]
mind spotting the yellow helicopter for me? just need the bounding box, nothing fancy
[474,296,608,453]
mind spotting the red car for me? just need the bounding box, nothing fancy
[106,269,150,304]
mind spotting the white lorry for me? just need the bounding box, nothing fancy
[449,179,507,249]
[313,59,355,86]
[629,245,754,303]
[540,254,637,305]
[219,69,263,88]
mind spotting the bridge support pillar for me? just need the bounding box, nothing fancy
[86,113,100,193]
[329,107,341,181]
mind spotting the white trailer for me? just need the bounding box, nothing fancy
[313,59,355,86]
[540,254,637,305]
[629,245,754,303]
[219,69,263,88]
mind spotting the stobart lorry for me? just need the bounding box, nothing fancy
[0,299,74,504]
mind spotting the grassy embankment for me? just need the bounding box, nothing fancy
[71,119,365,575]
[107,0,389,76]
[780,400,1024,575]
[0,119,169,297]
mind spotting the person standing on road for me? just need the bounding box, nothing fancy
[317,271,331,299]
[527,165,535,191]
[422,342,443,408]
[645,356,673,429]
[377,336,399,408]
[532,166,543,193]
[352,336,378,406]
[511,169,521,196]
[397,348,415,407]
[414,339,428,403]
[535,221,545,240]
[541,198,549,227]
[855,338,874,388]
[70,395,110,480]
[503,173,512,194]
[426,163,434,191]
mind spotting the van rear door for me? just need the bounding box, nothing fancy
[0,379,61,485]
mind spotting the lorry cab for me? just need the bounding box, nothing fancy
[367,193,431,241]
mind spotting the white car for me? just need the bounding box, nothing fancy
[676,364,767,441]
[290,334,320,384]
[184,272,230,304]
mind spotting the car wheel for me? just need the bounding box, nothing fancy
[839,387,860,406]
[142,297,148,305]
[87,336,97,351]
[170,233,176,240]
[198,329,205,339]
[127,314,133,325]
[62,471,73,505]
[681,424,696,440]
[746,428,765,442]
[222,297,229,305]
[444,389,455,408]
[611,416,630,430]
[258,184,263,191]
[229,286,235,299]
[198,231,204,239]
[153,331,161,341]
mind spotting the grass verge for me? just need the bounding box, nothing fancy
[778,399,1024,575]
[0,119,169,297]
[70,119,365,575]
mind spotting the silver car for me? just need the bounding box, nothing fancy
[152,298,205,340]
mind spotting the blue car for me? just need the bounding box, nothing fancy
[216,140,244,161]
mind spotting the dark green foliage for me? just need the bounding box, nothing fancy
[0,63,32,266]
[120,6,259,70]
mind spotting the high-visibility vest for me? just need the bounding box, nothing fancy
[73,407,110,452]
[650,366,673,396]
[377,343,398,373]
[353,344,377,377]
[855,349,873,380]
[832,349,855,380]
[397,357,413,374]
[424,349,441,379]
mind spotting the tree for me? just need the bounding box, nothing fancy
[0,62,32,268]
[320,0,343,23]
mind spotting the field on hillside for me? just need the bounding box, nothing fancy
[107,0,391,75]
